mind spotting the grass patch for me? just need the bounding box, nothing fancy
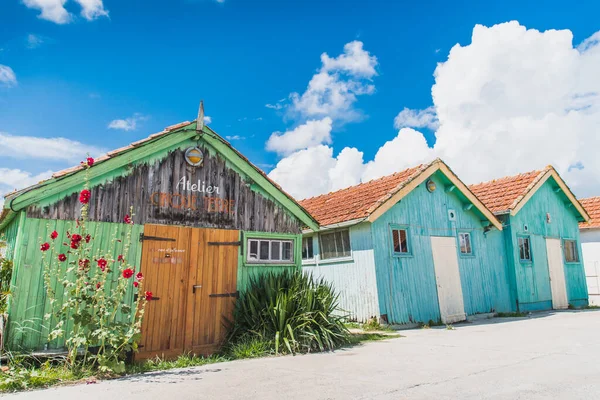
[584,305,600,309]
[347,333,401,346]
[496,312,528,318]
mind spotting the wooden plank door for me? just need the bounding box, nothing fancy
[138,224,191,359]
[185,228,240,355]
[546,238,569,309]
[430,236,466,324]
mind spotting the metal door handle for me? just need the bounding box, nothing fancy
[192,284,202,293]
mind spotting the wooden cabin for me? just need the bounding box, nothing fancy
[300,159,512,325]
[578,197,600,306]
[0,120,318,357]
[471,167,590,311]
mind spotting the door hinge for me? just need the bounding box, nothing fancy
[209,291,240,298]
[207,241,242,246]
[139,233,177,242]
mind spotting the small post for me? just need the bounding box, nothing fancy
[196,100,205,134]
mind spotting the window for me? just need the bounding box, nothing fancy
[319,229,351,260]
[247,238,294,264]
[518,236,532,262]
[459,232,473,255]
[392,228,409,254]
[302,237,314,260]
[564,240,580,263]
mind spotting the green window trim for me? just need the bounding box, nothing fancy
[563,238,580,264]
[517,235,533,264]
[458,231,475,257]
[390,224,412,257]
[242,231,300,267]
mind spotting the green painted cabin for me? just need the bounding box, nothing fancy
[0,120,317,356]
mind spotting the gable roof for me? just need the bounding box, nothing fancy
[579,197,600,229]
[300,159,503,231]
[469,167,590,222]
[1,121,319,231]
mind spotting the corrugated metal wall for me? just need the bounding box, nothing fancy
[371,172,513,325]
[7,217,143,351]
[507,179,588,311]
[302,222,380,322]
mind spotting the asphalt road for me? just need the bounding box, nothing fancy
[5,310,600,400]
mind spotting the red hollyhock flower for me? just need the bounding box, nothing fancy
[50,231,58,240]
[117,255,124,262]
[97,258,107,271]
[123,214,133,225]
[79,189,91,204]
[71,234,82,243]
[79,259,90,269]
[86,157,94,167]
[133,281,139,288]
[85,234,91,243]
[70,241,79,250]
[135,272,143,281]
[96,282,102,289]
[145,291,153,301]
[58,254,67,262]
[122,268,134,279]
[40,243,50,251]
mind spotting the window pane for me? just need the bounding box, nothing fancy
[320,230,350,259]
[393,230,401,253]
[282,241,292,261]
[339,230,351,257]
[271,241,281,260]
[302,237,313,260]
[519,237,531,261]
[460,233,472,254]
[259,241,270,260]
[249,240,258,260]
[320,232,336,259]
[400,230,408,253]
[565,240,579,262]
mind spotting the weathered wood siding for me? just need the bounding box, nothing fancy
[371,171,512,325]
[6,218,143,351]
[0,215,20,260]
[506,179,588,311]
[27,142,302,234]
[302,222,380,322]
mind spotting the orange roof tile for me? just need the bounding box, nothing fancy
[579,197,600,229]
[469,169,549,214]
[299,163,431,226]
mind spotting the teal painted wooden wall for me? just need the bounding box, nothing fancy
[506,179,588,311]
[1,214,20,260]
[371,171,512,325]
[7,217,143,351]
[302,222,380,322]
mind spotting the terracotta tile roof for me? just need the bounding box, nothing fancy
[469,169,549,214]
[299,162,434,226]
[579,197,600,229]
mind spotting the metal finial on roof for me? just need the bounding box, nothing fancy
[196,100,205,133]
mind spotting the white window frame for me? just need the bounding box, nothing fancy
[246,238,295,265]
[318,229,352,262]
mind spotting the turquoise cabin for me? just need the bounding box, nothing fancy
[300,159,513,325]
[471,167,590,312]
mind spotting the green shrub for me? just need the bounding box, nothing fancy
[227,270,350,354]
[0,257,12,313]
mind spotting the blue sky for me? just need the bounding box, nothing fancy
[2,0,600,201]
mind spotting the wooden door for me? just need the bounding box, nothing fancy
[185,228,240,355]
[546,238,569,309]
[138,224,191,359]
[430,236,466,324]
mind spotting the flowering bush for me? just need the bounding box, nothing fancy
[41,157,149,373]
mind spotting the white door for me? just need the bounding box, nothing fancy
[430,236,466,324]
[546,238,569,310]
[582,242,600,306]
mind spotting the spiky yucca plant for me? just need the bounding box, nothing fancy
[227,270,349,354]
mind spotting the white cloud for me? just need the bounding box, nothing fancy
[289,41,378,123]
[266,118,333,156]
[266,101,285,110]
[0,168,54,208]
[22,0,71,24]
[226,135,245,141]
[22,0,107,24]
[204,115,212,124]
[73,0,108,20]
[26,34,45,49]
[0,132,104,163]
[394,106,439,130]
[270,22,600,199]
[108,113,147,131]
[0,66,17,88]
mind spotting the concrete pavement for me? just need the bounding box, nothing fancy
[5,310,600,399]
